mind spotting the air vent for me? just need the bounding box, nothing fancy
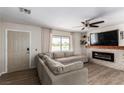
[19,8,31,14]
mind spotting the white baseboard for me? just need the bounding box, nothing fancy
[0,72,6,76]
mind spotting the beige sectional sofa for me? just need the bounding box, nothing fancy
[36,51,88,85]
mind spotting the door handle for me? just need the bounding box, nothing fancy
[27,48,29,51]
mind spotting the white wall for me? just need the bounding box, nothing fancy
[52,30,72,36]
[72,32,82,55]
[0,22,42,74]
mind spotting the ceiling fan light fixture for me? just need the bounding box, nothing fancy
[73,17,104,31]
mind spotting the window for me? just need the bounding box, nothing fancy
[52,36,61,51]
[52,35,70,51]
[62,37,70,51]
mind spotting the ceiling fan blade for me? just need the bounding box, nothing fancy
[90,25,99,27]
[90,21,104,25]
[81,27,85,30]
[81,22,85,24]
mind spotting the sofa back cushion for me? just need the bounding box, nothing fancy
[44,52,54,58]
[53,52,65,58]
[38,53,44,59]
[64,51,74,57]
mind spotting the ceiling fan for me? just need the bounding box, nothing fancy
[74,18,104,30]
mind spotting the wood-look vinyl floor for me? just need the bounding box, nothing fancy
[1,63,124,85]
[86,63,124,85]
[0,69,40,85]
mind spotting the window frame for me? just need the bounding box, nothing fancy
[51,35,71,52]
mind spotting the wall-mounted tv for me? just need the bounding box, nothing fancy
[90,30,118,46]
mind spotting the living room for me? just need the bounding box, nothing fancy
[1,7,124,85]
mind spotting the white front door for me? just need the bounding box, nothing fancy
[7,31,30,72]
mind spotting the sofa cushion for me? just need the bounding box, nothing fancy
[38,53,44,59]
[56,55,88,63]
[64,51,74,57]
[53,52,65,58]
[44,55,84,75]
[44,52,54,58]
[62,61,84,73]
[44,55,64,74]
[38,53,48,62]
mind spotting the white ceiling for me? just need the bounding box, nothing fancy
[1,7,124,32]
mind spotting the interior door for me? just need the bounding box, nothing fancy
[7,31,30,73]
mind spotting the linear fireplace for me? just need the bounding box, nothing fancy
[92,51,114,62]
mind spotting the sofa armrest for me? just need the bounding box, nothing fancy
[52,67,88,85]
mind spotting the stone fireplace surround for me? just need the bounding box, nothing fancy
[87,48,124,71]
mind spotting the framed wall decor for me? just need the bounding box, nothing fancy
[120,31,124,40]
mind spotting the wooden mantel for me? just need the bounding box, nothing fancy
[86,46,124,50]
